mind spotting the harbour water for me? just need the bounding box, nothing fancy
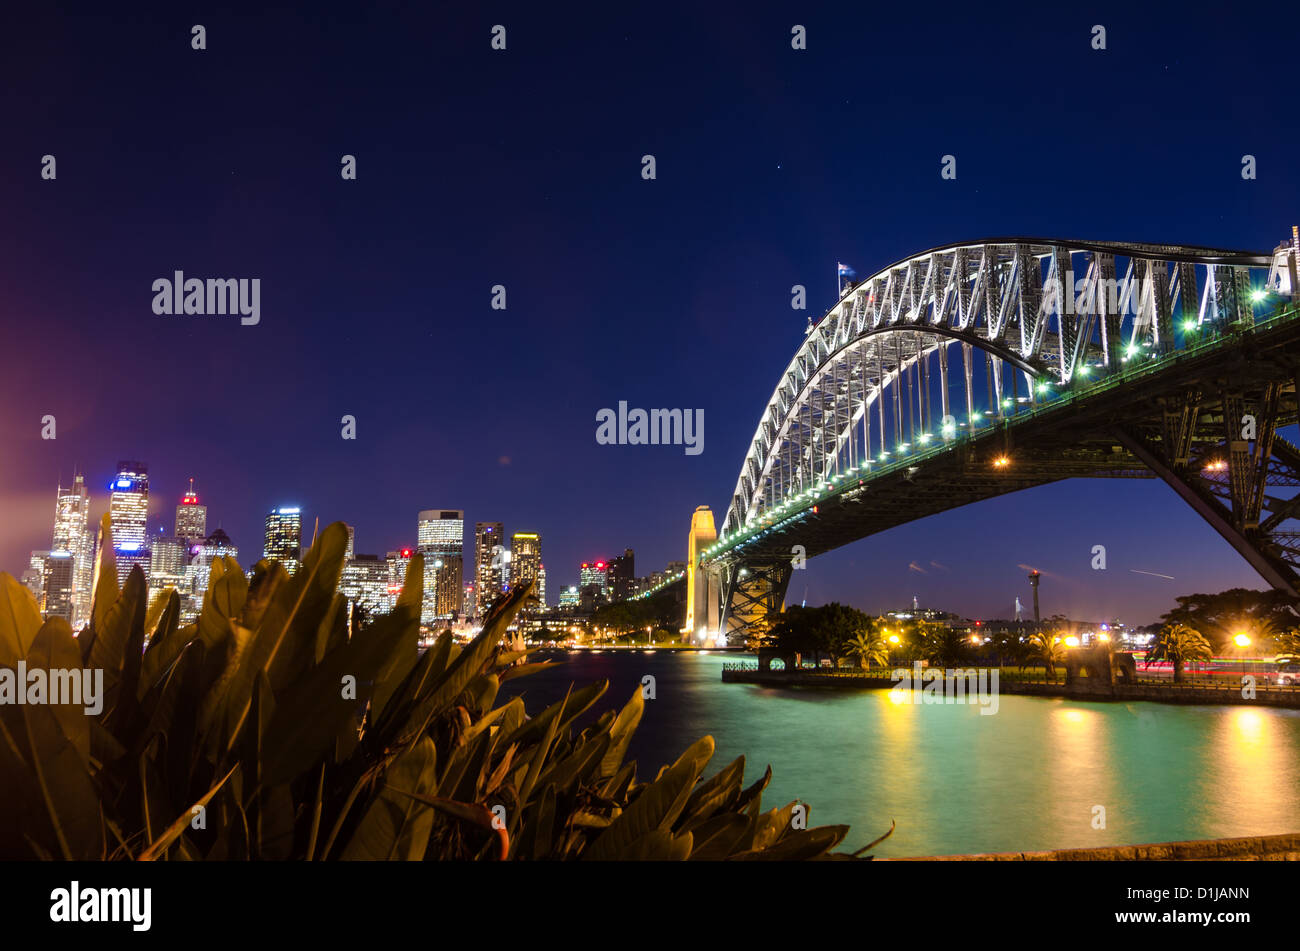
[499,649,1300,857]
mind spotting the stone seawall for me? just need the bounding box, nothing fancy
[720,667,1300,708]
[884,831,1300,861]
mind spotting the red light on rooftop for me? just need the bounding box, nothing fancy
[401,549,412,557]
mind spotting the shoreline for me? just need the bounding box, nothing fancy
[721,665,1300,708]
[884,831,1300,861]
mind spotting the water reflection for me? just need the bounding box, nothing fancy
[498,650,1300,857]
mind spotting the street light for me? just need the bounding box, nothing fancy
[1233,633,1251,648]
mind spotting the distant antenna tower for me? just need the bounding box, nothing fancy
[913,594,919,612]
[1027,570,1041,624]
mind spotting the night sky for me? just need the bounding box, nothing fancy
[3,3,1298,626]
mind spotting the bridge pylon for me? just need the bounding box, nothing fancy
[718,561,792,647]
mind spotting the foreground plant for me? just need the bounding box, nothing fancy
[0,515,888,860]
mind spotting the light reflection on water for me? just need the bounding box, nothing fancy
[499,650,1300,857]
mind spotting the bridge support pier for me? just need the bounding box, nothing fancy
[719,561,792,647]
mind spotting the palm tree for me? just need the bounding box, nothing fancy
[1146,622,1213,683]
[1028,630,1065,681]
[847,631,889,670]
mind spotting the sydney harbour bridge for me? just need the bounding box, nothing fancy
[631,236,1300,643]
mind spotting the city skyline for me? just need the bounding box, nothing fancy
[3,6,1295,627]
[7,452,1279,627]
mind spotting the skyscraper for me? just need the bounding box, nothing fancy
[579,561,608,598]
[109,461,150,586]
[510,532,541,602]
[536,564,548,610]
[52,473,93,627]
[264,507,303,574]
[474,521,504,616]
[192,529,238,603]
[22,552,47,607]
[418,510,464,620]
[149,534,190,606]
[607,548,635,601]
[340,553,391,621]
[42,551,75,621]
[387,548,413,603]
[175,479,207,544]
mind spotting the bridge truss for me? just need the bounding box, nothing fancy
[708,238,1300,644]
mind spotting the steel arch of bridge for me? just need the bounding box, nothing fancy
[708,237,1299,642]
[723,238,1272,538]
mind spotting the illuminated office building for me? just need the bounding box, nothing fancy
[606,548,635,601]
[387,548,413,602]
[418,509,464,620]
[264,507,302,574]
[149,535,190,606]
[510,532,541,603]
[175,479,207,544]
[192,529,239,602]
[22,552,47,606]
[474,521,505,616]
[109,461,150,585]
[42,551,75,621]
[52,473,93,627]
[579,561,608,598]
[340,553,392,619]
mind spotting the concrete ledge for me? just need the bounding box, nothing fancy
[885,831,1300,861]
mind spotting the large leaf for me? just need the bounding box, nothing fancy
[599,686,644,778]
[140,592,189,698]
[369,555,422,721]
[340,736,438,860]
[258,601,416,785]
[88,566,147,710]
[730,824,850,861]
[392,584,532,748]
[25,617,90,763]
[583,736,714,860]
[0,573,43,664]
[138,764,239,861]
[0,700,104,859]
[88,512,119,642]
[218,523,348,748]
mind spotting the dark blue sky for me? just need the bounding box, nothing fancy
[2,2,1297,625]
